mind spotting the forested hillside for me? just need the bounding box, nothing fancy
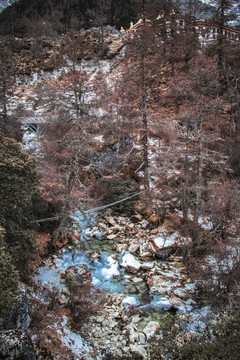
[0,0,140,36]
[0,0,240,359]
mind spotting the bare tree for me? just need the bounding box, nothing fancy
[122,17,162,196]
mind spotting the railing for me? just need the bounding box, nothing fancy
[20,117,49,135]
[125,17,240,44]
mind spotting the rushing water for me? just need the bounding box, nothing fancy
[36,211,125,292]
[36,211,171,310]
[36,248,125,293]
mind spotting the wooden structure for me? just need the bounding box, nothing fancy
[125,15,240,46]
[20,117,49,135]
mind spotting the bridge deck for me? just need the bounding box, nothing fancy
[20,117,49,135]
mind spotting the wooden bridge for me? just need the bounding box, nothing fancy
[20,117,49,135]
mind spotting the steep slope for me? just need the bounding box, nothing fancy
[0,0,138,36]
[1,3,240,358]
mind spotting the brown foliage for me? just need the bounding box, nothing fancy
[67,282,105,330]
[193,241,240,311]
[29,284,61,330]
[207,179,239,240]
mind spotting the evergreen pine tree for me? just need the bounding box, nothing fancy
[0,227,19,321]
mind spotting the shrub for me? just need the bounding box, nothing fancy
[97,176,138,215]
[29,284,61,331]
[0,228,19,322]
[149,312,240,360]
[67,280,105,329]
[0,132,42,280]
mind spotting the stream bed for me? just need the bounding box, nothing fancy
[35,212,211,359]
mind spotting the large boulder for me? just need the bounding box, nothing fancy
[0,330,36,360]
[130,344,148,359]
[148,232,179,259]
[142,321,160,339]
[120,252,141,273]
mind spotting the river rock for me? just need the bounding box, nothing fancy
[120,252,141,272]
[130,344,148,359]
[95,315,105,323]
[148,232,179,259]
[127,222,135,230]
[141,262,154,270]
[148,275,175,294]
[173,287,191,300]
[131,214,143,222]
[128,243,140,254]
[98,222,108,230]
[150,228,159,235]
[148,214,159,224]
[150,295,172,310]
[105,216,117,226]
[55,236,68,249]
[106,233,118,240]
[116,244,128,253]
[102,319,118,329]
[130,314,142,325]
[132,277,144,285]
[108,311,121,319]
[109,293,126,306]
[140,220,149,229]
[138,332,146,344]
[93,230,104,239]
[139,244,152,259]
[122,295,140,306]
[142,321,160,339]
[58,294,69,306]
[129,330,139,344]
[65,264,91,284]
[86,250,101,262]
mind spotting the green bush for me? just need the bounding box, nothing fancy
[0,228,19,321]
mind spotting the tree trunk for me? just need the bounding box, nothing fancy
[141,52,150,195]
[0,75,8,134]
[181,121,190,226]
[193,114,203,246]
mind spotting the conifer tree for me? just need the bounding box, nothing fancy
[0,133,40,279]
[0,227,19,321]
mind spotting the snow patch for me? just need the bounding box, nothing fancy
[122,295,140,306]
[55,316,91,358]
[120,252,141,271]
[152,233,177,248]
[151,295,172,310]
[101,255,120,279]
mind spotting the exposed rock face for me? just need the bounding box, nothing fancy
[0,330,36,360]
[0,287,39,360]
[0,289,30,331]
